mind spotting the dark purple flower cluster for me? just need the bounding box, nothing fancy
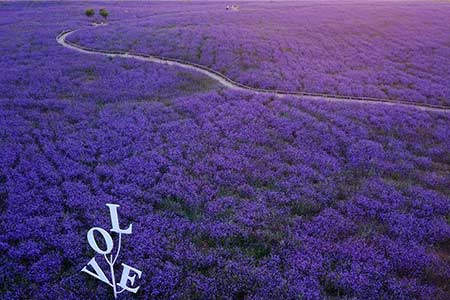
[0,1,449,300]
[67,1,450,106]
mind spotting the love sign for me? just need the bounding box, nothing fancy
[81,204,142,298]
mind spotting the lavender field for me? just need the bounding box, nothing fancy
[1,1,450,300]
[67,1,450,105]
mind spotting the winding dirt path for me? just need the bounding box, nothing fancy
[57,29,450,113]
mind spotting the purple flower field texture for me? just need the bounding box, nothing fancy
[1,1,450,300]
[66,1,450,105]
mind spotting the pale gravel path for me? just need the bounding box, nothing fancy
[57,29,450,113]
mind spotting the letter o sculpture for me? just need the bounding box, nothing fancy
[87,227,113,255]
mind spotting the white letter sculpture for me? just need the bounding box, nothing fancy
[81,203,142,298]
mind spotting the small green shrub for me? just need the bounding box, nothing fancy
[85,8,95,17]
[99,8,109,19]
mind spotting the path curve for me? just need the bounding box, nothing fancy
[57,29,450,113]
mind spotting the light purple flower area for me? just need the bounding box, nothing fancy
[1,1,449,300]
[67,1,450,105]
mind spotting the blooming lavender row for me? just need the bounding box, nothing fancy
[1,1,450,300]
[67,1,450,106]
